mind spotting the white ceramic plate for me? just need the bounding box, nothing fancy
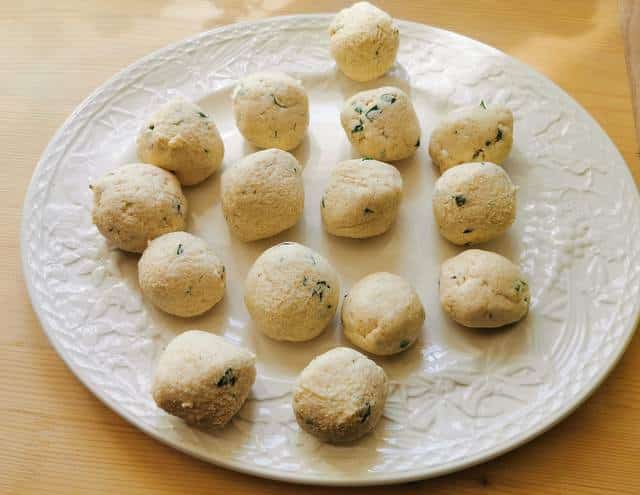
[22,14,640,486]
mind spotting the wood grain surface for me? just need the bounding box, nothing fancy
[2,1,639,493]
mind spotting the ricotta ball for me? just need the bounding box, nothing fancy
[232,72,309,151]
[342,272,425,355]
[138,232,226,318]
[137,97,224,186]
[152,331,256,427]
[244,242,340,342]
[293,347,388,443]
[429,102,514,173]
[221,149,304,241]
[321,158,402,238]
[340,86,421,161]
[439,249,530,328]
[90,163,187,253]
[432,161,517,245]
[328,2,400,82]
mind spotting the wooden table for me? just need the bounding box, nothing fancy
[2,1,639,493]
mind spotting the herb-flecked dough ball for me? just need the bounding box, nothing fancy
[433,162,517,246]
[152,331,256,427]
[342,272,425,355]
[232,72,309,151]
[439,249,530,328]
[340,86,421,161]
[321,158,402,238]
[137,97,224,186]
[244,242,340,342]
[293,347,388,443]
[90,163,187,253]
[221,149,304,242]
[328,2,400,82]
[138,232,225,318]
[429,102,514,173]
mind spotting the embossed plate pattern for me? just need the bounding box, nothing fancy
[21,15,640,485]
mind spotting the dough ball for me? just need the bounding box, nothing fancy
[321,158,402,238]
[340,86,421,161]
[329,2,399,82]
[342,272,425,355]
[138,232,226,317]
[152,331,256,427]
[429,102,514,173]
[244,242,340,342]
[293,347,388,443]
[221,149,304,241]
[439,249,530,328]
[137,97,224,186]
[432,162,517,245]
[232,72,309,151]
[90,163,187,253]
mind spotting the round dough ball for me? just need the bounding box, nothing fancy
[232,72,309,151]
[329,2,399,82]
[429,102,514,173]
[221,149,304,241]
[137,97,224,186]
[342,272,425,355]
[439,249,530,328]
[340,86,421,161]
[432,162,517,245]
[244,242,340,342]
[138,232,226,317]
[293,347,388,443]
[90,163,187,253]
[152,331,256,427]
[321,158,402,238]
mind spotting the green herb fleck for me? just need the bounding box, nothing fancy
[496,128,503,142]
[321,197,326,208]
[463,228,473,234]
[380,93,397,104]
[185,286,192,296]
[472,149,483,159]
[513,279,528,293]
[217,368,236,387]
[303,276,308,287]
[415,138,420,147]
[327,304,332,309]
[148,124,155,130]
[364,207,374,214]
[352,120,364,133]
[451,275,457,279]
[197,111,208,118]
[204,148,209,153]
[399,340,410,349]
[485,140,492,146]
[480,100,487,109]
[312,280,330,301]
[454,195,466,207]
[353,105,364,114]
[172,120,183,126]
[365,105,381,121]
[357,402,372,423]
[176,243,184,255]
[362,157,373,161]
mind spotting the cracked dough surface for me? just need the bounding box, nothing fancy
[138,231,226,318]
[244,242,340,342]
[328,1,399,82]
[292,347,388,443]
[429,103,513,173]
[340,86,421,161]
[90,163,187,253]
[439,249,530,328]
[321,158,402,238]
[137,97,224,186]
[432,161,517,245]
[152,331,256,427]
